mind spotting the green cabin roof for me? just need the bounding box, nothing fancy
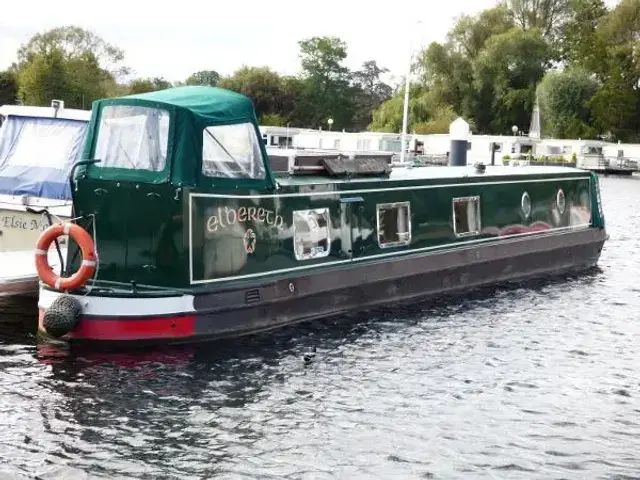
[82,85,274,188]
[117,86,257,125]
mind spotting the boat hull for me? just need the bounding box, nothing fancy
[37,226,607,346]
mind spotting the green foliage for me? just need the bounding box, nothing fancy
[0,70,18,105]
[218,66,290,122]
[370,94,405,132]
[537,67,598,138]
[8,5,640,141]
[370,0,640,141]
[508,0,570,43]
[185,70,220,87]
[17,25,129,79]
[295,36,356,130]
[128,77,172,94]
[413,105,459,134]
[15,26,127,109]
[260,113,287,126]
[351,60,393,130]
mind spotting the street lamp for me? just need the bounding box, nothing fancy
[399,20,423,164]
[511,125,518,136]
[327,118,334,131]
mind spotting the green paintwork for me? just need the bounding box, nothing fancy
[64,86,605,294]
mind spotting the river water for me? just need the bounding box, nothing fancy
[0,175,639,479]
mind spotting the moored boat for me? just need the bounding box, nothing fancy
[0,102,90,296]
[33,86,608,346]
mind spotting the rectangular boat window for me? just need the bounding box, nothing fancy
[293,208,330,260]
[453,196,481,237]
[202,122,266,179]
[94,105,169,171]
[377,202,411,248]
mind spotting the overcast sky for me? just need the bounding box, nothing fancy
[0,0,621,84]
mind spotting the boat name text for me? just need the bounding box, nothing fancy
[206,206,284,232]
[2,215,48,232]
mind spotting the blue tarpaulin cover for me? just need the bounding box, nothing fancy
[0,115,88,199]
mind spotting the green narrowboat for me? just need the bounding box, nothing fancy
[34,86,608,345]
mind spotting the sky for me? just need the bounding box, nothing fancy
[0,0,506,84]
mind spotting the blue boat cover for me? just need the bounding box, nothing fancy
[0,115,88,200]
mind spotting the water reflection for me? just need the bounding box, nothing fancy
[0,174,638,478]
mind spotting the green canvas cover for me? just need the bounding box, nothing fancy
[80,86,275,188]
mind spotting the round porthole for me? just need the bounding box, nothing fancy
[521,191,532,218]
[556,189,566,215]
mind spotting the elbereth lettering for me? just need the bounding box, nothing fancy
[206,206,284,232]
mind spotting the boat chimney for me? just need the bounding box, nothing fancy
[449,117,469,167]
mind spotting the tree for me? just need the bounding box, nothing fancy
[128,77,172,94]
[0,70,18,105]
[17,48,72,107]
[413,105,460,134]
[537,67,599,138]
[447,5,515,58]
[297,36,356,129]
[185,70,220,86]
[559,0,608,65]
[508,0,570,41]
[218,66,287,122]
[471,27,551,133]
[415,5,515,128]
[351,60,393,130]
[576,0,640,140]
[17,25,129,80]
[298,36,350,81]
[15,26,127,108]
[370,83,459,133]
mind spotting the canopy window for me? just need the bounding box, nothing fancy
[93,105,170,172]
[202,122,266,180]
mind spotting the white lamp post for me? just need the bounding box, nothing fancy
[327,118,334,131]
[399,20,422,165]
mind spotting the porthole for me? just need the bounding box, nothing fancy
[521,191,531,218]
[556,189,566,215]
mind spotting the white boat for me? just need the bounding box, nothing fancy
[0,101,90,296]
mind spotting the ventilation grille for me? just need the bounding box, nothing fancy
[245,289,260,304]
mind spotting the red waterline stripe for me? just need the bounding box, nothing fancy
[38,309,196,341]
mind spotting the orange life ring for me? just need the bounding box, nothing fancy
[35,223,97,291]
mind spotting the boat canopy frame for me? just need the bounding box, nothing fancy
[80,86,277,190]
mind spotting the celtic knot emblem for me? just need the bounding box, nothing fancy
[243,228,256,254]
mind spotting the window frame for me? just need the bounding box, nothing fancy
[88,102,173,183]
[201,121,267,181]
[376,201,412,249]
[452,195,481,238]
[292,207,331,261]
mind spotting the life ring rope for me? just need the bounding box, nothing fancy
[35,221,97,291]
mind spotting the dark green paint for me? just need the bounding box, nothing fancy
[63,86,604,294]
[67,166,597,291]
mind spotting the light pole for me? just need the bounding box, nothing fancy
[400,19,422,164]
[327,118,334,131]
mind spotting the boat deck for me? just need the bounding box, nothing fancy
[273,164,591,189]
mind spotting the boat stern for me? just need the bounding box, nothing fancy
[37,286,197,344]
